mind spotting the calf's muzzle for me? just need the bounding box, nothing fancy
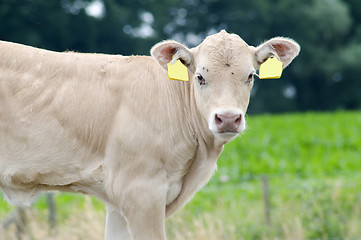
[214,113,242,133]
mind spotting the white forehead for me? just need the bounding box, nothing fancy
[195,31,255,74]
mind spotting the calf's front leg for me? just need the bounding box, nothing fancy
[105,205,131,240]
[106,170,168,240]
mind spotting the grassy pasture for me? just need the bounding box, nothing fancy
[1,111,360,240]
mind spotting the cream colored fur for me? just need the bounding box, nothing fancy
[0,30,299,240]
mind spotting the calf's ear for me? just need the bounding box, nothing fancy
[253,37,300,69]
[151,40,195,72]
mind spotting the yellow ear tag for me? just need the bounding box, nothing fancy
[167,59,189,81]
[259,57,283,79]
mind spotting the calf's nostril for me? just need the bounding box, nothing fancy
[215,114,223,125]
[235,115,241,125]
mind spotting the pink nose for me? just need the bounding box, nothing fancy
[215,113,242,133]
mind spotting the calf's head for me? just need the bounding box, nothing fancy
[151,30,300,141]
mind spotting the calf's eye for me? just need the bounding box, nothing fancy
[197,74,206,86]
[247,73,254,84]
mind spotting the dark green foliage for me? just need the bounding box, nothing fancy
[0,0,360,112]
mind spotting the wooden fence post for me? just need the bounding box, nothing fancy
[47,193,56,229]
[262,175,271,226]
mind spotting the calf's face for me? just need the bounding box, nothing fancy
[152,30,300,141]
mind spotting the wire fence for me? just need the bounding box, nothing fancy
[1,173,360,240]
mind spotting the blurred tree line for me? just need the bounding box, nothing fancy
[1,0,360,113]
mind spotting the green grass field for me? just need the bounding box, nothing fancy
[1,111,361,240]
